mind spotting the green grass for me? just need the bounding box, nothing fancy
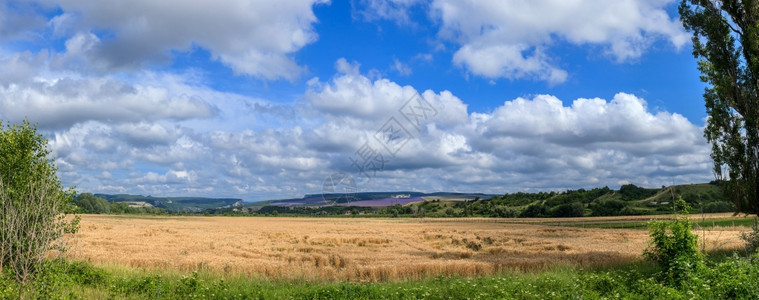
[544,217,757,230]
[693,217,758,228]
[3,253,758,299]
[637,183,723,205]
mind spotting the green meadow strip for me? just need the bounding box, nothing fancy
[3,255,758,299]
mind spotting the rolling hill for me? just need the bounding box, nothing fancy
[94,194,244,213]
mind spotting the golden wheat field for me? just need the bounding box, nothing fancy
[67,215,747,282]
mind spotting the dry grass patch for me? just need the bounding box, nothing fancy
[67,215,746,282]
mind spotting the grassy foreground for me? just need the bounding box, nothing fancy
[2,253,758,299]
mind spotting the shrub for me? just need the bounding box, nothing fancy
[702,201,734,213]
[444,208,455,216]
[0,120,79,284]
[491,205,518,218]
[643,197,703,286]
[741,219,759,255]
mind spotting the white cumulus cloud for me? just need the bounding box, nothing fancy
[31,0,328,80]
[433,0,688,83]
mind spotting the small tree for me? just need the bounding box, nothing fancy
[0,120,78,284]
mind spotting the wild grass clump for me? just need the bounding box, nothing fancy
[0,258,106,299]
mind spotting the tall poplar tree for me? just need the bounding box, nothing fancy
[680,0,759,215]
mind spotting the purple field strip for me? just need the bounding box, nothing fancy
[269,198,328,206]
[335,197,425,207]
[268,197,425,207]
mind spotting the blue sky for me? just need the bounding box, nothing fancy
[0,0,714,201]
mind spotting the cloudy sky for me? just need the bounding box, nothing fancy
[1,0,712,201]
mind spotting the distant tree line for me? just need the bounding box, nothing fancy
[73,183,736,218]
[74,193,164,214]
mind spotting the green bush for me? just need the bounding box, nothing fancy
[444,208,455,216]
[490,205,518,218]
[643,198,703,286]
[741,219,759,255]
[702,201,734,213]
[0,269,20,299]
[0,120,79,284]
[0,258,107,299]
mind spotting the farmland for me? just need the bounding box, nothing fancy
[67,214,747,282]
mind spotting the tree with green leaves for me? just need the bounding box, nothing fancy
[0,120,78,284]
[75,193,111,214]
[680,0,759,215]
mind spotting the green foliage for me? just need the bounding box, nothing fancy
[550,202,584,217]
[0,120,58,201]
[519,203,548,218]
[0,120,79,284]
[702,201,734,213]
[618,184,659,201]
[255,205,374,216]
[0,258,106,299]
[680,0,759,215]
[12,254,759,299]
[643,198,703,286]
[444,207,455,216]
[72,193,170,215]
[589,199,627,216]
[95,193,242,213]
[75,193,111,214]
[491,190,555,206]
[543,187,612,206]
[741,219,759,255]
[61,180,735,219]
[619,206,644,216]
[86,183,733,218]
[490,205,518,218]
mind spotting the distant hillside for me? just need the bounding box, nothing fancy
[249,191,492,207]
[82,182,732,218]
[238,182,733,218]
[468,182,731,218]
[95,194,243,213]
[638,183,724,205]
